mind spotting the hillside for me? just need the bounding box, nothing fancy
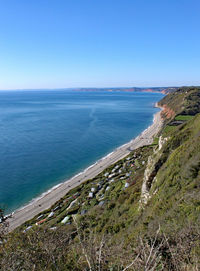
[0,87,200,270]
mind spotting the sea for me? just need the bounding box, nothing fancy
[0,90,163,213]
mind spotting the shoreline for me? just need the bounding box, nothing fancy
[8,105,163,231]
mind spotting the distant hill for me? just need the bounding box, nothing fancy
[73,86,178,94]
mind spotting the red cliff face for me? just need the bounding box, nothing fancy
[161,104,175,120]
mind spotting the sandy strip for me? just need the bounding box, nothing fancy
[8,106,163,231]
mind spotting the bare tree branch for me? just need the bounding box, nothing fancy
[72,215,92,271]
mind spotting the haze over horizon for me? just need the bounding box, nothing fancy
[0,0,200,90]
[0,86,185,91]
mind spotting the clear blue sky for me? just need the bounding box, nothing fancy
[0,0,200,89]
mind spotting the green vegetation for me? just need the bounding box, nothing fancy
[162,124,177,137]
[152,136,159,145]
[0,87,200,270]
[175,114,194,121]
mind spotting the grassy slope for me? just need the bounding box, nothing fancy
[1,87,200,270]
[140,114,200,230]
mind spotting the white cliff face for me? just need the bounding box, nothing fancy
[140,155,157,207]
[158,136,168,151]
[140,136,169,209]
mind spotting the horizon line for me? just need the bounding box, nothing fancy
[0,85,195,91]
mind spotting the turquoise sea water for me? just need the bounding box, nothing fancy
[0,90,163,213]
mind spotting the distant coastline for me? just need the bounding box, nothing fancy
[8,103,163,231]
[72,87,177,94]
[0,86,178,94]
